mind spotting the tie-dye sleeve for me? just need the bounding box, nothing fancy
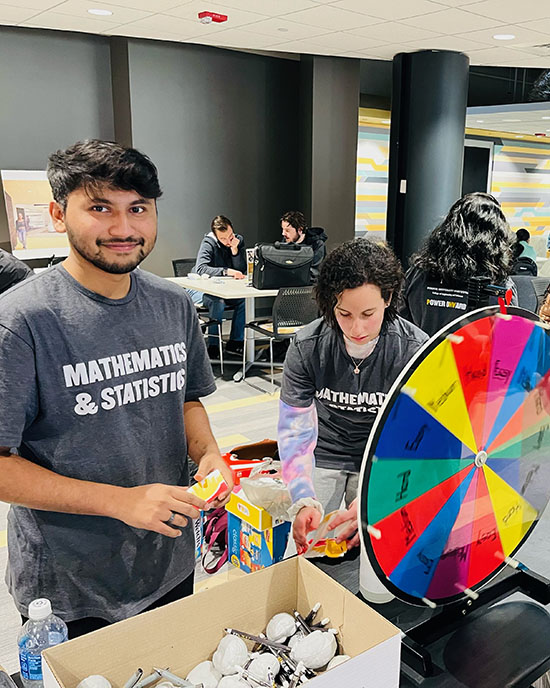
[278,399,318,503]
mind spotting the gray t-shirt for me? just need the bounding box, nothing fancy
[0,264,215,622]
[281,316,428,472]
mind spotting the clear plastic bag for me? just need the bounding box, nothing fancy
[239,461,293,522]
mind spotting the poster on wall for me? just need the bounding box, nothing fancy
[1,170,69,260]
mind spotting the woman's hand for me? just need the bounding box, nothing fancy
[293,506,322,554]
[329,499,360,548]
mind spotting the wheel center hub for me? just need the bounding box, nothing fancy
[475,450,488,468]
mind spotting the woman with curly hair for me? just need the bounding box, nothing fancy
[277,238,427,593]
[400,192,516,335]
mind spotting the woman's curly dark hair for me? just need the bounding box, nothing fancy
[410,192,512,284]
[316,238,403,329]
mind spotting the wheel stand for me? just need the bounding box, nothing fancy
[402,567,550,679]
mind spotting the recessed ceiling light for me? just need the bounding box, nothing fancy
[88,8,113,15]
[542,116,550,120]
[502,119,521,122]
[493,33,515,40]
[476,120,484,123]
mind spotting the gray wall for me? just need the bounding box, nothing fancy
[0,27,114,247]
[126,40,300,276]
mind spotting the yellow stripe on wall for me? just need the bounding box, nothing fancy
[0,530,6,548]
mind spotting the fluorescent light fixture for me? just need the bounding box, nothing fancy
[542,116,550,120]
[493,33,515,40]
[476,120,484,123]
[88,8,113,15]
[502,119,520,122]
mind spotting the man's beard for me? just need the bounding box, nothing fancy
[66,227,154,274]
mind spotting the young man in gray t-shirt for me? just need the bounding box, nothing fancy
[0,140,233,637]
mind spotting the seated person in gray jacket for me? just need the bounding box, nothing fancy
[190,215,246,358]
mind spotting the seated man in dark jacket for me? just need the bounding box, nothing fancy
[280,211,327,283]
[0,248,32,295]
[191,215,246,357]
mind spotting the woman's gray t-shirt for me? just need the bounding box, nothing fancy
[281,316,428,472]
[0,265,215,622]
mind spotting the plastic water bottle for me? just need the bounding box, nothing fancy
[18,599,68,688]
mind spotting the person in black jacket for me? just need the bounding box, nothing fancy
[400,192,517,336]
[280,211,327,283]
[0,248,32,295]
[191,215,246,357]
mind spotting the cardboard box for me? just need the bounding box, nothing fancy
[42,557,401,688]
[227,512,290,573]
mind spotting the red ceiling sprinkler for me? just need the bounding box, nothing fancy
[198,11,228,24]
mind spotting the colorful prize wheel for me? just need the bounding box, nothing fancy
[360,306,550,606]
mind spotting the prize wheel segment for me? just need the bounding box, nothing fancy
[361,307,550,606]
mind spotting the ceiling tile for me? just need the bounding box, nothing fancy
[0,0,59,8]
[164,1,268,29]
[102,0,185,10]
[455,24,550,49]
[310,31,388,49]
[346,21,439,43]
[103,25,184,41]
[0,4,40,22]
[21,11,116,31]
[219,0,318,16]
[48,1,151,24]
[519,18,550,36]
[333,0,444,21]
[429,0,484,5]
[238,16,331,40]
[361,43,404,59]
[188,27,284,48]
[113,13,205,38]
[401,8,505,33]
[467,45,545,66]
[466,0,550,24]
[404,35,488,51]
[266,38,340,54]
[284,5,381,30]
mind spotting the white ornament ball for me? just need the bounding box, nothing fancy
[266,612,296,642]
[288,630,305,649]
[247,654,280,681]
[290,629,337,669]
[327,654,350,670]
[218,676,249,688]
[187,660,222,688]
[76,676,112,688]
[212,635,249,675]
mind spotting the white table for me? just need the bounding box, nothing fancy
[166,276,279,374]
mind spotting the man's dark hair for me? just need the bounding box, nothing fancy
[411,192,512,284]
[47,139,162,209]
[316,238,403,328]
[516,227,530,243]
[211,215,233,234]
[281,211,307,233]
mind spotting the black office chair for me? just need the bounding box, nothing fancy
[509,275,538,313]
[533,276,550,312]
[172,258,224,373]
[242,286,319,393]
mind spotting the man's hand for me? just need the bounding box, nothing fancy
[115,483,206,538]
[227,268,245,280]
[329,498,359,548]
[293,506,322,554]
[229,235,240,255]
[195,452,235,508]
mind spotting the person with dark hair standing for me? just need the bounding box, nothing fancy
[191,215,246,357]
[0,140,233,637]
[280,211,327,283]
[278,238,428,559]
[400,192,517,336]
[0,248,32,294]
